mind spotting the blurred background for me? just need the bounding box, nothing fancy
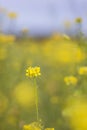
[0,0,87,130]
[1,0,87,36]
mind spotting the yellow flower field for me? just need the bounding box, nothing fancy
[0,33,87,130]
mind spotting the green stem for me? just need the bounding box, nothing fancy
[34,78,39,121]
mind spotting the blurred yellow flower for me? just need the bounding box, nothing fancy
[8,12,17,19]
[14,81,35,107]
[64,76,78,85]
[26,66,41,78]
[23,125,35,130]
[23,124,54,130]
[63,97,87,130]
[78,66,87,75]
[75,17,82,23]
[55,42,84,63]
[23,122,42,130]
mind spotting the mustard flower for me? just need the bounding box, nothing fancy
[23,122,42,130]
[26,66,41,78]
[64,76,78,85]
[78,66,87,75]
[23,124,41,130]
[23,125,30,130]
[24,124,41,130]
[23,124,54,130]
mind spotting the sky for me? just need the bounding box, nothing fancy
[0,0,87,35]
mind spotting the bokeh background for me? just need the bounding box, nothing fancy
[1,0,87,35]
[0,0,87,130]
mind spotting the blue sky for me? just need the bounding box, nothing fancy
[0,0,87,35]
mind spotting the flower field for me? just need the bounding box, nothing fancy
[0,33,87,130]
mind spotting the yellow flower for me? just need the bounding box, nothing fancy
[23,125,32,130]
[75,17,82,23]
[23,122,54,130]
[78,66,87,75]
[23,122,42,130]
[54,42,84,63]
[64,76,78,85]
[14,81,35,107]
[63,98,87,130]
[26,66,41,78]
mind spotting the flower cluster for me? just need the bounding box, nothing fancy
[23,121,42,130]
[26,66,41,78]
[23,124,54,130]
[64,76,78,85]
[23,124,41,130]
